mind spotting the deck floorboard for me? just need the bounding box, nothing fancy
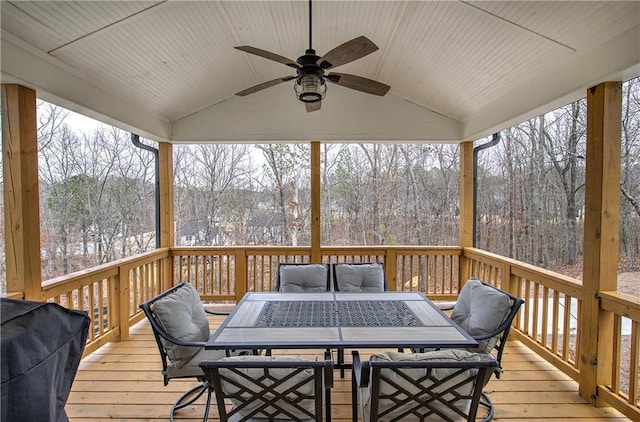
[68,318,630,421]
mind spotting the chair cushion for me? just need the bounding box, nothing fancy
[361,349,489,422]
[450,278,511,353]
[279,264,328,292]
[334,263,384,292]
[152,283,209,368]
[217,355,318,421]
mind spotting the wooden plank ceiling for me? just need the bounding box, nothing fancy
[1,1,639,143]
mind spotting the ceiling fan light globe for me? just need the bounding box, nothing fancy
[294,74,327,103]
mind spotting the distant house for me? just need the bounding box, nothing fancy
[178,220,230,246]
[247,212,285,245]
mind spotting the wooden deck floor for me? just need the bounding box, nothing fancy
[68,314,630,421]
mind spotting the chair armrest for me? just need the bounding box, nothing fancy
[351,350,369,388]
[151,320,208,348]
[204,307,231,316]
[434,301,456,311]
[323,350,334,389]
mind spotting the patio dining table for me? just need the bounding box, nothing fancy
[206,291,477,351]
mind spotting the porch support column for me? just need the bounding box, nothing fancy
[310,141,321,263]
[158,142,174,291]
[579,81,622,404]
[458,141,474,284]
[1,84,42,300]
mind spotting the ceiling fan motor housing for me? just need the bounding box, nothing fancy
[295,49,326,103]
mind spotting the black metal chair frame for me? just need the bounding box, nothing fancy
[415,281,524,419]
[200,350,334,422]
[351,350,498,422]
[140,282,232,422]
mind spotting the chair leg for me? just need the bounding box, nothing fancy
[170,381,209,422]
[351,369,358,422]
[202,385,213,422]
[478,391,495,421]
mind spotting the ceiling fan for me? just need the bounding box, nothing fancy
[234,0,390,112]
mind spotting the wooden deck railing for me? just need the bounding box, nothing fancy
[40,248,171,355]
[34,245,639,420]
[171,245,462,300]
[599,290,640,417]
[463,247,639,419]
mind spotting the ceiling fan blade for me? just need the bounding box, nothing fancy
[318,36,379,69]
[326,73,390,96]
[235,46,300,69]
[235,76,296,96]
[305,101,321,113]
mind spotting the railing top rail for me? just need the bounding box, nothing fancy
[600,290,640,322]
[463,247,583,295]
[41,248,170,292]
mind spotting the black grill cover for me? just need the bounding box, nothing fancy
[1,298,90,422]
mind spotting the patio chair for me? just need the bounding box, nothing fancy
[332,262,387,292]
[140,282,255,422]
[199,351,334,422]
[351,349,498,422]
[333,262,387,377]
[276,262,331,292]
[413,278,524,419]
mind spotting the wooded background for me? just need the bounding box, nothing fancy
[1,78,638,285]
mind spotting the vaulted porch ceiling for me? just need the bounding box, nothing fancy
[1,1,639,143]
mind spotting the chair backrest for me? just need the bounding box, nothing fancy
[450,278,524,378]
[276,263,331,292]
[333,262,386,292]
[353,349,497,422]
[200,355,334,422]
[140,282,211,384]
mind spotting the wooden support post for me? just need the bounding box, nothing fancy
[458,141,474,286]
[385,248,397,291]
[311,141,321,263]
[2,84,42,300]
[235,248,248,302]
[158,143,174,291]
[579,81,622,404]
[158,142,174,248]
[117,265,131,341]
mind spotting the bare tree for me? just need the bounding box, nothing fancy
[541,100,586,266]
[256,144,309,245]
[620,77,640,268]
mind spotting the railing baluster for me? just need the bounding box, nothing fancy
[552,290,559,355]
[542,286,549,348]
[629,320,639,406]
[562,293,571,361]
[89,283,96,341]
[612,315,621,395]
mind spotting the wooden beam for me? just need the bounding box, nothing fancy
[158,143,174,249]
[579,81,622,404]
[311,141,321,263]
[459,141,474,285]
[459,141,474,247]
[158,143,174,291]
[2,84,42,300]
